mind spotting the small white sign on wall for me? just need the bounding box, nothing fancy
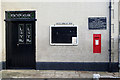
[72,37,77,44]
[95,40,99,45]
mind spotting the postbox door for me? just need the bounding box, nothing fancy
[6,21,35,69]
[93,34,101,53]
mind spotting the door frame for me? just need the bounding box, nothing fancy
[5,11,37,69]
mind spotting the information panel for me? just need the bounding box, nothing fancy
[51,27,77,43]
[88,17,107,30]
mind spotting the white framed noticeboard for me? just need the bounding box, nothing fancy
[50,24,78,46]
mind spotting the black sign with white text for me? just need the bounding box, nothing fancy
[88,17,107,30]
[5,11,35,20]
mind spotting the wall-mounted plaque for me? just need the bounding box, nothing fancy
[88,17,107,30]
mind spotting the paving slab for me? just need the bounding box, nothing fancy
[1,70,120,79]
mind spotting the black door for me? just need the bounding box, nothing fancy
[5,11,36,69]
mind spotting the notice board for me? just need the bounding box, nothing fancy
[88,17,107,30]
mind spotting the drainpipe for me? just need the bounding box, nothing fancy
[119,35,120,70]
[109,0,112,72]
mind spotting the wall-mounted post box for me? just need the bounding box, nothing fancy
[93,34,101,53]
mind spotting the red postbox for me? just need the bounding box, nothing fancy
[93,34,101,53]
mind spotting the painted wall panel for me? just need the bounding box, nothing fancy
[1,2,118,63]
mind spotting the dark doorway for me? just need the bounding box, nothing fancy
[5,11,36,69]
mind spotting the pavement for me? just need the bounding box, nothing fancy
[1,70,120,79]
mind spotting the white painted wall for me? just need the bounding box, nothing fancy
[1,0,119,2]
[111,2,119,62]
[1,2,119,63]
[0,0,2,70]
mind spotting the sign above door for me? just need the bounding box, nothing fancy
[5,11,36,21]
